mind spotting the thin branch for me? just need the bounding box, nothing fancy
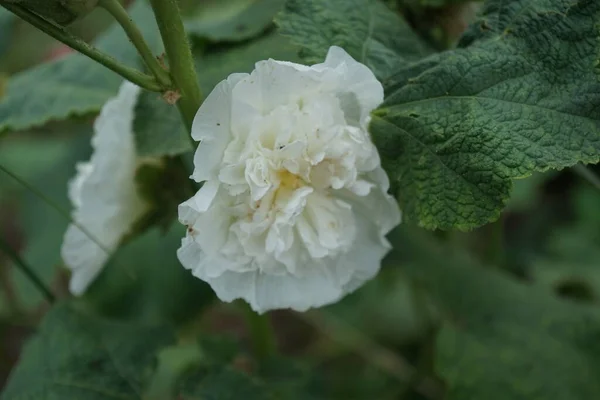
[1,3,163,92]
[98,0,171,88]
[0,238,55,303]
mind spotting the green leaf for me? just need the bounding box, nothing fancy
[276,0,432,80]
[185,0,285,43]
[0,8,15,59]
[195,31,301,94]
[371,0,600,229]
[133,91,192,157]
[81,224,213,325]
[0,1,162,135]
[1,303,175,400]
[0,128,91,311]
[388,226,600,400]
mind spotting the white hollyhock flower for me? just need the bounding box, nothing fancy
[178,46,401,313]
[61,81,147,295]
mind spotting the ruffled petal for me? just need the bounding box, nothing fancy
[192,73,248,182]
[61,81,147,295]
[320,46,384,127]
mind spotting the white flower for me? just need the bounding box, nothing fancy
[177,46,401,313]
[61,82,147,295]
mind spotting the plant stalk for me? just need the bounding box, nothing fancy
[148,0,202,131]
[0,238,55,304]
[1,3,163,91]
[98,0,171,88]
[240,303,276,360]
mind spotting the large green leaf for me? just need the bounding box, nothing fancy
[195,31,301,94]
[387,226,600,400]
[1,303,175,400]
[185,0,285,43]
[0,1,163,135]
[370,0,600,229]
[276,0,432,80]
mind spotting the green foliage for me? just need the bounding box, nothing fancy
[185,0,285,43]
[2,303,313,400]
[133,91,192,157]
[195,30,301,93]
[388,226,600,400]
[276,0,433,80]
[1,302,175,400]
[0,128,91,311]
[81,225,213,325]
[0,8,15,58]
[0,1,162,135]
[370,0,600,229]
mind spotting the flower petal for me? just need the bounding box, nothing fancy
[191,73,248,182]
[61,81,147,295]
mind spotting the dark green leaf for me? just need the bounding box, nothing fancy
[1,303,175,400]
[0,1,162,134]
[82,224,213,325]
[372,0,600,229]
[0,7,15,59]
[276,0,432,80]
[388,226,600,400]
[185,0,285,43]
[195,31,301,94]
[133,91,192,157]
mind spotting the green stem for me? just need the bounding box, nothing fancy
[148,0,202,131]
[240,303,276,360]
[0,238,55,304]
[1,3,163,92]
[98,0,171,88]
[0,164,114,258]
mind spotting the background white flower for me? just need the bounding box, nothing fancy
[178,46,401,313]
[61,82,147,296]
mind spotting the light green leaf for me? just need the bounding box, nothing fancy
[185,0,285,43]
[388,226,600,400]
[276,0,432,80]
[371,0,600,229]
[0,1,163,135]
[195,31,301,94]
[1,303,175,400]
[133,91,192,157]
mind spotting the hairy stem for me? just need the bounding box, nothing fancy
[148,0,202,131]
[1,3,163,91]
[98,0,171,88]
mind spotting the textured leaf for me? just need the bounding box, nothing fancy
[387,226,600,400]
[1,303,175,400]
[0,1,162,134]
[185,0,285,42]
[195,31,301,94]
[133,92,192,157]
[371,0,600,229]
[276,0,432,80]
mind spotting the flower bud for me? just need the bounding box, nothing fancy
[1,0,98,25]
